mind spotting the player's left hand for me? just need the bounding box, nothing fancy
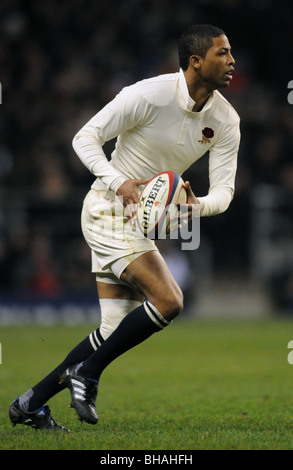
[169,181,199,232]
[176,181,200,222]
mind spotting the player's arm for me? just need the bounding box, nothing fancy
[72,105,127,194]
[72,86,148,199]
[196,120,240,217]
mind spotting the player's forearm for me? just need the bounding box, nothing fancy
[72,131,126,192]
[197,186,234,216]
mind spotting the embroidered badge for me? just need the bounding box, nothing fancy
[198,127,214,144]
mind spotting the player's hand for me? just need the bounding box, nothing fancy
[175,181,200,224]
[116,178,150,221]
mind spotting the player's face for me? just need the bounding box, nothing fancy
[196,35,235,89]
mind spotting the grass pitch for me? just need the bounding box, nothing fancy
[1,318,293,450]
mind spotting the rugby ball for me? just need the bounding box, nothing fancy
[137,171,187,239]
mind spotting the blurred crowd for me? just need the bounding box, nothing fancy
[0,0,293,311]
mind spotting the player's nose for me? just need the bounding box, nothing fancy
[228,52,235,66]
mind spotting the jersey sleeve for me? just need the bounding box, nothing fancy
[197,119,240,217]
[72,85,148,192]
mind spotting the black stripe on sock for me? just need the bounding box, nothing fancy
[96,328,105,345]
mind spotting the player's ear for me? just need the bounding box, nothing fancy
[190,55,202,71]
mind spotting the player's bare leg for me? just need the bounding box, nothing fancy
[119,250,184,320]
[96,281,144,302]
[97,251,183,320]
[61,250,183,424]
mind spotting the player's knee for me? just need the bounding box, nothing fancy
[170,290,184,318]
[159,288,184,320]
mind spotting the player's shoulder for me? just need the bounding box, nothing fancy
[213,90,240,125]
[123,72,179,106]
[135,72,179,89]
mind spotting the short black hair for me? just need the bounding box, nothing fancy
[178,24,225,71]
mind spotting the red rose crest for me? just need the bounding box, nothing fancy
[198,127,214,144]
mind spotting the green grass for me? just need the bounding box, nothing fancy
[1,318,293,450]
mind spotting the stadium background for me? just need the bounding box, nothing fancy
[0,0,293,323]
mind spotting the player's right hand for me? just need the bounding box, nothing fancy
[116,178,150,222]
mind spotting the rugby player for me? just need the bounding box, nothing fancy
[9,24,240,430]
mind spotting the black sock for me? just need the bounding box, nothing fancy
[78,301,170,381]
[19,328,104,412]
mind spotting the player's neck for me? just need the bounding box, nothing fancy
[184,70,213,112]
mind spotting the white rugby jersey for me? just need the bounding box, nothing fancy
[73,69,240,216]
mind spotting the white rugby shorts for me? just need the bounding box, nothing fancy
[81,189,157,284]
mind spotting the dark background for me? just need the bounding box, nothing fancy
[1,0,293,314]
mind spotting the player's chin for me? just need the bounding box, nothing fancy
[217,79,231,89]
